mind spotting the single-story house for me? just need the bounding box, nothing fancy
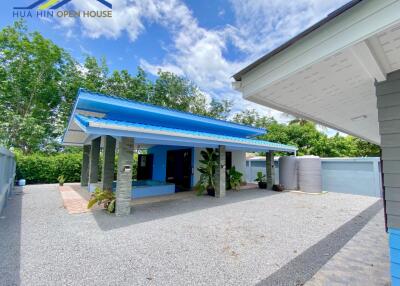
[232,0,400,284]
[62,89,296,216]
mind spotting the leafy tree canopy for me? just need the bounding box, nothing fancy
[233,109,380,157]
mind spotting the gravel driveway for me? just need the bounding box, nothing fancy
[0,184,386,285]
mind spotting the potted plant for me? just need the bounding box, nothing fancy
[227,166,243,191]
[87,188,116,213]
[272,184,284,192]
[195,148,218,196]
[255,172,267,189]
[57,175,65,186]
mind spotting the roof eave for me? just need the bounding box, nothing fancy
[232,0,363,81]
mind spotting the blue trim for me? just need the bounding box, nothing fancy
[76,114,297,152]
[389,228,400,285]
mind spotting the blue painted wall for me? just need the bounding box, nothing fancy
[389,228,400,285]
[147,145,194,187]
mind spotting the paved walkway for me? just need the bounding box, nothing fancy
[0,184,390,285]
[59,185,90,214]
[306,210,390,286]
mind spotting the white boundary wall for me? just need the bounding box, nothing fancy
[246,157,382,197]
[0,147,16,214]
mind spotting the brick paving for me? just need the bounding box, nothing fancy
[59,185,90,214]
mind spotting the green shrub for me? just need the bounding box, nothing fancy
[15,151,139,184]
[15,151,82,184]
[87,187,116,213]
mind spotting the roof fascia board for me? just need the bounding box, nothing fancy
[247,95,381,145]
[350,40,387,81]
[79,90,266,136]
[82,122,296,152]
[61,95,81,144]
[237,0,400,98]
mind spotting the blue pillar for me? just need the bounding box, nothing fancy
[390,229,400,285]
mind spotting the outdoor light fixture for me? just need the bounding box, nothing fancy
[350,115,368,121]
[123,165,131,173]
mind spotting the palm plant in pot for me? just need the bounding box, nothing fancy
[227,166,243,191]
[195,148,218,196]
[255,171,267,189]
[57,175,65,186]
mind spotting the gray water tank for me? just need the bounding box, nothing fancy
[279,156,298,190]
[297,156,322,193]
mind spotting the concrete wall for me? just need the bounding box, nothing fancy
[0,147,16,214]
[246,160,279,185]
[232,151,247,183]
[246,157,382,197]
[193,148,247,185]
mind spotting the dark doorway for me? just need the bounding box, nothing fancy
[137,154,153,180]
[226,151,232,170]
[166,149,192,192]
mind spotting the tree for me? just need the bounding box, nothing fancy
[233,110,380,157]
[233,109,276,127]
[0,21,233,153]
[0,20,76,153]
[207,99,232,120]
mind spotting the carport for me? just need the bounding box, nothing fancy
[233,0,400,284]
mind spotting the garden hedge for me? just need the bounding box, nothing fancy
[15,152,138,184]
[15,152,82,184]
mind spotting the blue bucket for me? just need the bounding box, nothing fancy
[18,179,26,186]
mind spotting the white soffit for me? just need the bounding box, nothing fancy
[237,0,400,144]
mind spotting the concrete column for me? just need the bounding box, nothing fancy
[81,145,91,186]
[101,136,116,191]
[88,137,101,185]
[115,137,134,216]
[215,145,226,198]
[266,151,275,189]
[376,69,400,285]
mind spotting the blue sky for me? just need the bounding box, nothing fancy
[1,0,350,130]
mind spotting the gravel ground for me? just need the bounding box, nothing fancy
[0,184,382,286]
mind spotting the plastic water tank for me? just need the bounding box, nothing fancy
[279,156,298,190]
[297,156,322,193]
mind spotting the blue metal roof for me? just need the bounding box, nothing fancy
[71,88,266,138]
[73,114,297,152]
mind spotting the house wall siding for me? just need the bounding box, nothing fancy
[375,68,400,286]
[376,69,400,228]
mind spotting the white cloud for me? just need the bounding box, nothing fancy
[139,59,184,76]
[227,0,350,58]
[56,0,351,126]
